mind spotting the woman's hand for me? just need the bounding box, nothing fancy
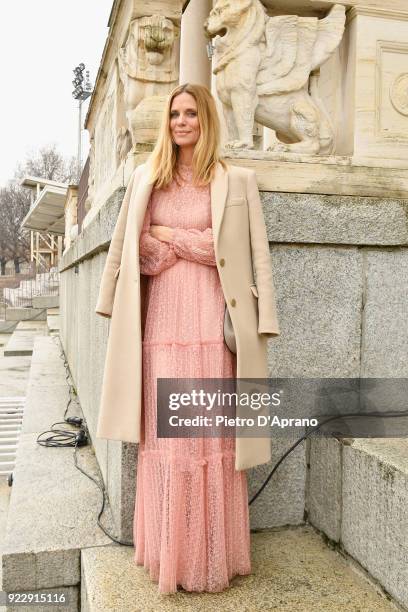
[149,225,174,243]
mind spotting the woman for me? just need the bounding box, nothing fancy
[95,82,280,594]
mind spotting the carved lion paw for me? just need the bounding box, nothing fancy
[225,140,254,150]
[267,142,290,152]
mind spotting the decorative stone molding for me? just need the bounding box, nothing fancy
[205,0,346,154]
[347,6,408,22]
[222,151,408,199]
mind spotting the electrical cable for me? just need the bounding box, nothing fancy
[248,409,408,505]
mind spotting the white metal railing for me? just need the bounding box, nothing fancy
[0,397,25,477]
[2,267,59,309]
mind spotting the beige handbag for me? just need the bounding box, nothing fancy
[223,303,236,354]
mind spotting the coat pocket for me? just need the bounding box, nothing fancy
[250,284,259,298]
[225,196,246,207]
[114,265,121,279]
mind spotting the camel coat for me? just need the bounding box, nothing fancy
[95,159,280,470]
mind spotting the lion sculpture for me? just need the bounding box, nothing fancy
[204,0,346,154]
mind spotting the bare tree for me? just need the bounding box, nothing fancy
[0,183,31,275]
[14,143,77,184]
[0,144,77,275]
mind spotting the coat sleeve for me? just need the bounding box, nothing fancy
[246,169,280,337]
[95,167,139,318]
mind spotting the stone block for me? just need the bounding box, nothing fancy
[267,245,362,377]
[306,437,342,542]
[342,439,408,609]
[361,249,408,376]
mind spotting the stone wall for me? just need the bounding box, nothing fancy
[59,154,408,538]
[58,0,408,550]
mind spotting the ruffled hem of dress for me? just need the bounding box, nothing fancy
[140,447,236,468]
[133,447,251,594]
[133,562,252,595]
[142,339,226,347]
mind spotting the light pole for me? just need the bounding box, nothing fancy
[72,63,93,182]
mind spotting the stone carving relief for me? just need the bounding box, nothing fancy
[118,15,180,150]
[390,73,408,117]
[204,0,346,154]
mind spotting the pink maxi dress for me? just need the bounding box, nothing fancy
[133,163,251,594]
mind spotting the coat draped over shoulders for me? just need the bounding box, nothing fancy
[95,160,280,470]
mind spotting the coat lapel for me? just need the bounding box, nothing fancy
[210,161,229,250]
[134,160,229,246]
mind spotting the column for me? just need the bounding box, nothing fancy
[179,0,212,88]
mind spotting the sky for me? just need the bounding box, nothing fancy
[0,0,113,187]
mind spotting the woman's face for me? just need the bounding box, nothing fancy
[170,92,200,149]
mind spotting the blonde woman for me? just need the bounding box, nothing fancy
[95,83,280,594]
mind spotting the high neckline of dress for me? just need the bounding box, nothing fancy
[177,162,193,170]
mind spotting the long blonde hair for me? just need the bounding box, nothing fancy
[148,83,226,189]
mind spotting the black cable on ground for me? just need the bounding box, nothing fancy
[34,335,134,546]
[248,409,408,505]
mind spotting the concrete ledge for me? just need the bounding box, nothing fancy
[0,322,18,334]
[2,336,115,597]
[58,186,127,274]
[46,308,60,334]
[3,323,48,357]
[59,184,408,278]
[81,527,397,611]
[33,295,59,309]
[261,192,408,246]
[226,153,408,199]
[342,439,408,609]
[5,308,47,322]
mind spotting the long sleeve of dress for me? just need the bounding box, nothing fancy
[139,201,178,275]
[170,227,216,267]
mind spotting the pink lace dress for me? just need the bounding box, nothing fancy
[133,163,251,594]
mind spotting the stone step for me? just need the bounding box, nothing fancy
[0,453,16,462]
[0,428,21,445]
[32,295,59,309]
[81,527,398,612]
[4,307,47,322]
[308,437,408,610]
[0,397,25,476]
[3,322,47,356]
[0,321,18,334]
[0,421,21,428]
[0,396,25,401]
[3,329,35,357]
[46,307,60,333]
[47,307,59,315]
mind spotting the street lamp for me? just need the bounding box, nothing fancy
[72,63,93,182]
